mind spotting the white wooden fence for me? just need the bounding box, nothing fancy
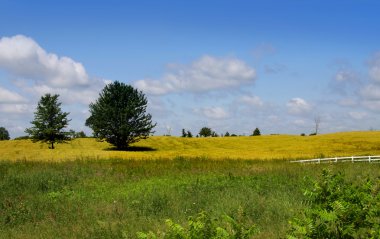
[290,155,380,163]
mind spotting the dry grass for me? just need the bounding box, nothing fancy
[1,131,380,161]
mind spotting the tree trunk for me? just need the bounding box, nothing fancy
[51,142,54,149]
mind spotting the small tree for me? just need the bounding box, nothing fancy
[86,81,156,150]
[199,127,212,137]
[252,128,261,136]
[25,94,71,149]
[0,127,10,140]
[75,131,87,138]
[288,170,380,238]
[224,131,230,137]
[187,130,193,138]
[182,128,187,137]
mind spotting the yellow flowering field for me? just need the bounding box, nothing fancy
[1,131,380,161]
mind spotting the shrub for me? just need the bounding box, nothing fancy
[13,136,30,140]
[136,210,259,239]
[287,169,380,239]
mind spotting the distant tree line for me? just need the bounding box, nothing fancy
[178,127,262,138]
[181,129,193,138]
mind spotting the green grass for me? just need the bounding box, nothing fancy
[1,158,379,238]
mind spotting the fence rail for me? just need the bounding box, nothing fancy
[290,155,380,163]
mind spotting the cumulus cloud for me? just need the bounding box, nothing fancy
[361,84,380,100]
[0,35,109,137]
[338,98,358,107]
[359,52,380,111]
[0,104,31,114]
[330,66,360,97]
[286,98,312,115]
[194,106,229,119]
[0,35,90,88]
[348,111,368,120]
[335,69,357,82]
[24,81,104,105]
[0,87,26,103]
[134,55,256,95]
[369,52,380,82]
[362,100,380,112]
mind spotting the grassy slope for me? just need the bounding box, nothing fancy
[1,159,379,238]
[1,131,380,161]
[1,131,380,238]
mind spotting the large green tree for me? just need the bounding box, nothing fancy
[25,94,71,149]
[85,81,156,150]
[199,127,212,137]
[0,127,10,140]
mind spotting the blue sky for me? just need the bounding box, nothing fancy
[1,0,380,137]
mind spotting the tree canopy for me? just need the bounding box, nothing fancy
[252,128,261,136]
[85,81,156,150]
[25,94,71,149]
[0,127,10,140]
[199,127,212,137]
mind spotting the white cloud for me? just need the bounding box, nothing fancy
[134,55,256,95]
[286,98,312,115]
[369,52,380,82]
[25,81,103,105]
[293,119,307,127]
[338,98,358,107]
[194,106,229,119]
[240,95,263,107]
[362,100,380,112]
[348,111,368,120]
[0,35,108,137]
[0,87,26,103]
[361,84,380,100]
[359,53,380,112]
[0,35,89,88]
[134,80,175,95]
[335,69,357,82]
[0,103,31,114]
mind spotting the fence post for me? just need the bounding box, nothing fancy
[318,158,320,164]
[352,156,354,163]
[369,156,371,163]
[335,157,338,163]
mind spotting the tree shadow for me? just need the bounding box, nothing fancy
[105,146,157,152]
